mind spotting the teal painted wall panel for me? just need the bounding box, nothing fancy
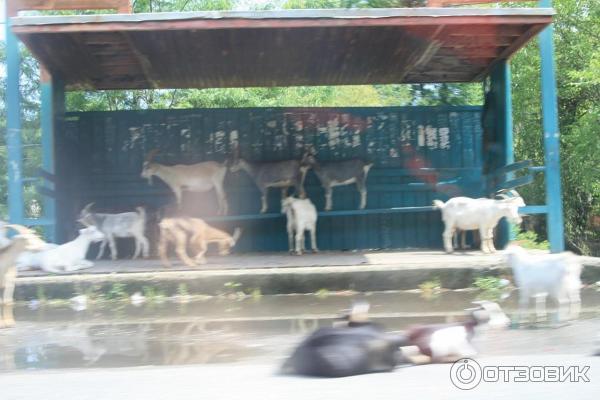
[57,106,483,252]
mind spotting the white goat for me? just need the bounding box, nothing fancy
[141,150,229,215]
[282,197,318,255]
[16,242,58,271]
[433,191,525,253]
[505,245,582,324]
[79,203,149,260]
[35,226,105,274]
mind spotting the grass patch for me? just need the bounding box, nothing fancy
[418,278,441,293]
[177,284,189,297]
[36,286,47,302]
[418,278,442,299]
[473,276,510,302]
[105,283,128,301]
[473,276,505,291]
[513,227,550,250]
[142,285,166,303]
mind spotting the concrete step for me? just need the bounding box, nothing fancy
[14,251,600,301]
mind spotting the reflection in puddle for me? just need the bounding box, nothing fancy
[1,289,599,371]
[2,321,261,371]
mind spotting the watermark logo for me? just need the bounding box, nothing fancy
[450,358,590,390]
[450,358,482,390]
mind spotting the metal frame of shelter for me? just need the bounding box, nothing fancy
[4,0,565,252]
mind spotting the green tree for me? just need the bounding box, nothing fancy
[511,0,600,253]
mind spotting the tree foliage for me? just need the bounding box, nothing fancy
[511,0,599,252]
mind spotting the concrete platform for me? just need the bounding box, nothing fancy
[15,250,600,301]
[18,250,520,275]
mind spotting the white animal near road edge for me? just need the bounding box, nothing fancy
[505,245,582,324]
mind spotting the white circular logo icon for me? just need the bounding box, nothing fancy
[450,358,482,390]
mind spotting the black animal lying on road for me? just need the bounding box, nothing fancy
[280,302,407,378]
[281,301,509,377]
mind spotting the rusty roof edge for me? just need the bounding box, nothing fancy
[11,7,555,26]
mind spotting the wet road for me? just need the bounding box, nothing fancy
[0,289,599,399]
[2,355,599,400]
[1,289,599,370]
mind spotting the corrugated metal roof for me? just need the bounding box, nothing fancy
[11,8,553,90]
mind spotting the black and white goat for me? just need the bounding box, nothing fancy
[400,301,509,364]
[78,203,149,260]
[433,190,525,253]
[301,150,373,211]
[282,300,508,377]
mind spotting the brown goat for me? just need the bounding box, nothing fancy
[158,218,241,268]
[0,225,46,328]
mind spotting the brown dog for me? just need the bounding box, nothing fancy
[158,217,241,267]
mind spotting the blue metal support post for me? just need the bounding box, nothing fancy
[539,0,565,252]
[490,60,514,248]
[39,68,63,242]
[4,3,24,224]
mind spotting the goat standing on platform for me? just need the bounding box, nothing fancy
[229,145,306,213]
[79,203,149,260]
[282,197,318,255]
[141,150,229,215]
[433,191,525,253]
[301,149,373,211]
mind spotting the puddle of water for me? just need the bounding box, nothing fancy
[1,289,599,372]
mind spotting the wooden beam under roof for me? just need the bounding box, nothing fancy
[10,9,553,90]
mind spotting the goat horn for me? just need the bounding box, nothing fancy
[82,202,95,214]
[145,149,160,162]
[494,189,513,199]
[496,190,522,200]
